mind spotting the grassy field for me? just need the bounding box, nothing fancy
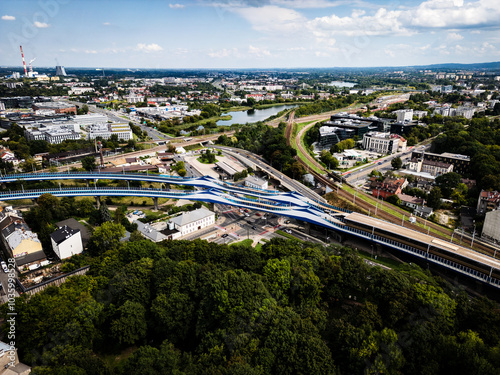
[276,230,304,242]
[342,185,453,238]
[196,157,218,164]
[229,238,254,247]
[290,121,324,174]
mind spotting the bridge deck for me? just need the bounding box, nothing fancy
[345,212,500,271]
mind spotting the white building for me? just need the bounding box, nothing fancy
[244,176,269,190]
[69,87,95,95]
[170,207,215,237]
[86,123,133,141]
[393,109,413,123]
[135,221,168,243]
[50,225,83,260]
[407,158,453,177]
[24,123,81,144]
[362,132,406,154]
[413,110,428,119]
[127,93,145,103]
[72,113,108,125]
[482,210,500,243]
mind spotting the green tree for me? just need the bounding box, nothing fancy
[111,300,147,345]
[435,172,462,198]
[428,187,443,210]
[386,194,401,206]
[87,222,125,255]
[391,156,403,170]
[263,258,291,304]
[81,156,96,171]
[98,203,112,224]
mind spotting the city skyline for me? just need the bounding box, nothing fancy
[0,0,499,69]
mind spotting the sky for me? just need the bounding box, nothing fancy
[0,0,499,70]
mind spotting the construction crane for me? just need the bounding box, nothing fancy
[19,46,28,76]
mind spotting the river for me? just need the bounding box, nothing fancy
[216,104,297,126]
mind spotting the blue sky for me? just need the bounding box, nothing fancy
[0,0,499,69]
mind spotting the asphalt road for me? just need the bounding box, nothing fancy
[210,145,325,203]
[63,100,167,141]
[344,145,430,185]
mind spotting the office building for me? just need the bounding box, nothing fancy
[168,208,215,237]
[32,102,77,114]
[362,132,406,154]
[411,151,470,175]
[393,109,413,123]
[86,123,133,141]
[24,123,81,144]
[482,210,500,243]
[244,176,269,190]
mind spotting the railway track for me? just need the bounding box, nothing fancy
[308,167,499,259]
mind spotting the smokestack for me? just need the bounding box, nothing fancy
[20,46,27,76]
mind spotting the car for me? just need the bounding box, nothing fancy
[252,226,257,230]
[286,229,292,234]
[1,261,8,273]
[255,213,261,217]
[285,220,291,224]
[221,234,228,238]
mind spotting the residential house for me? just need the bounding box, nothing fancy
[397,193,424,210]
[0,341,31,375]
[372,177,408,199]
[136,221,168,243]
[0,211,45,271]
[50,225,83,260]
[477,190,500,215]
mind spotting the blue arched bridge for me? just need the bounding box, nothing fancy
[1,171,500,289]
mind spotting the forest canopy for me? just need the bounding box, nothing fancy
[4,235,500,375]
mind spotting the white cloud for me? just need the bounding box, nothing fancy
[407,0,500,29]
[233,5,306,34]
[1,15,15,21]
[307,8,411,37]
[85,50,98,54]
[248,45,271,57]
[231,0,500,45]
[208,48,238,58]
[137,43,163,52]
[447,32,463,40]
[471,30,481,34]
[169,3,185,8]
[34,21,49,28]
[103,22,111,26]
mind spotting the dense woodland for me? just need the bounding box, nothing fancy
[432,117,500,191]
[217,122,306,179]
[4,233,500,374]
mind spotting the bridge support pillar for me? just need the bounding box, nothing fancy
[95,196,100,209]
[153,197,159,211]
[86,180,89,187]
